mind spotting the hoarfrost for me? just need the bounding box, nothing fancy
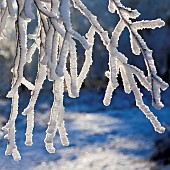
[0,0,168,160]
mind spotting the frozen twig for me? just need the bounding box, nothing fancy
[1,0,168,160]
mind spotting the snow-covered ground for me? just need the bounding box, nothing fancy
[0,87,169,170]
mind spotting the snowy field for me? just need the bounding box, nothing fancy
[0,87,169,170]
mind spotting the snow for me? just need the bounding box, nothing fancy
[0,88,169,169]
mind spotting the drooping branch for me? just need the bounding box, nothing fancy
[72,0,168,133]
[0,0,168,161]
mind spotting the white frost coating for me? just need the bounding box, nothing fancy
[111,0,168,110]
[50,19,67,38]
[112,0,140,19]
[45,0,59,80]
[56,33,69,77]
[119,65,131,94]
[2,90,21,161]
[13,44,20,78]
[21,0,35,20]
[133,19,165,30]
[34,0,57,18]
[21,77,35,90]
[72,0,110,46]
[109,57,119,88]
[22,64,47,114]
[25,110,34,146]
[110,20,125,48]
[44,78,61,153]
[132,32,168,109]
[26,42,38,63]
[22,63,47,146]
[152,81,164,110]
[7,17,28,98]
[65,26,95,98]
[45,77,69,152]
[103,81,113,106]
[64,70,74,98]
[69,39,78,97]
[129,31,141,55]
[128,65,151,91]
[78,26,95,90]
[58,120,69,146]
[60,0,90,50]
[108,0,116,13]
[41,26,54,65]
[69,30,91,50]
[127,69,165,134]
[1,0,168,161]
[40,14,49,34]
[56,78,69,146]
[154,75,169,91]
[60,0,72,29]
[48,31,59,80]
[120,9,140,20]
[108,20,124,88]
[51,19,90,49]
[51,0,60,15]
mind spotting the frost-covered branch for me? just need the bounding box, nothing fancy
[0,0,168,161]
